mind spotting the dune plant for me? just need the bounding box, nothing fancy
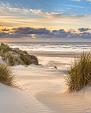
[4,52,16,66]
[0,43,38,66]
[0,64,14,86]
[0,43,11,54]
[20,53,31,65]
[67,52,91,92]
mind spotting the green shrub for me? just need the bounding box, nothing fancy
[66,52,91,92]
[0,64,14,86]
[0,43,11,54]
[20,53,31,65]
[0,43,39,66]
[3,53,16,66]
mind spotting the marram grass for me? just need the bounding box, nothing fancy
[0,64,14,86]
[66,52,91,92]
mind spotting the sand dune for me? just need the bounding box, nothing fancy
[12,65,66,95]
[1,55,91,113]
[36,88,91,113]
[0,84,54,113]
[11,62,91,113]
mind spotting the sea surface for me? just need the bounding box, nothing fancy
[8,42,91,53]
[7,42,91,68]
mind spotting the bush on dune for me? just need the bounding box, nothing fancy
[67,52,91,92]
[0,43,11,54]
[30,55,39,65]
[3,52,22,66]
[4,52,16,66]
[0,43,38,66]
[20,53,38,65]
[19,52,32,65]
[0,64,14,86]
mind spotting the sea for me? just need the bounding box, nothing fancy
[6,42,91,69]
[8,42,91,53]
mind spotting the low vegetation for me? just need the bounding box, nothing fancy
[0,64,13,86]
[0,43,11,54]
[0,43,38,66]
[67,52,91,92]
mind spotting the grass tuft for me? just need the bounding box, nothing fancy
[0,64,14,86]
[0,43,11,54]
[66,52,91,92]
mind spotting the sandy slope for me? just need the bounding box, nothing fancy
[12,61,91,113]
[12,65,66,95]
[0,84,54,113]
[36,88,91,113]
[1,55,91,113]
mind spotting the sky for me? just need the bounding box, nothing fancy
[0,0,91,30]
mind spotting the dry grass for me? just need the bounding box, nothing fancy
[66,52,91,92]
[0,64,14,86]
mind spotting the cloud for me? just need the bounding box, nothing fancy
[1,3,85,18]
[1,14,91,30]
[0,27,51,38]
[0,27,91,41]
[86,0,91,2]
[0,3,42,17]
[0,3,91,30]
[71,0,81,1]
[78,28,90,32]
[73,0,91,3]
[0,3,63,18]
[12,27,50,35]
